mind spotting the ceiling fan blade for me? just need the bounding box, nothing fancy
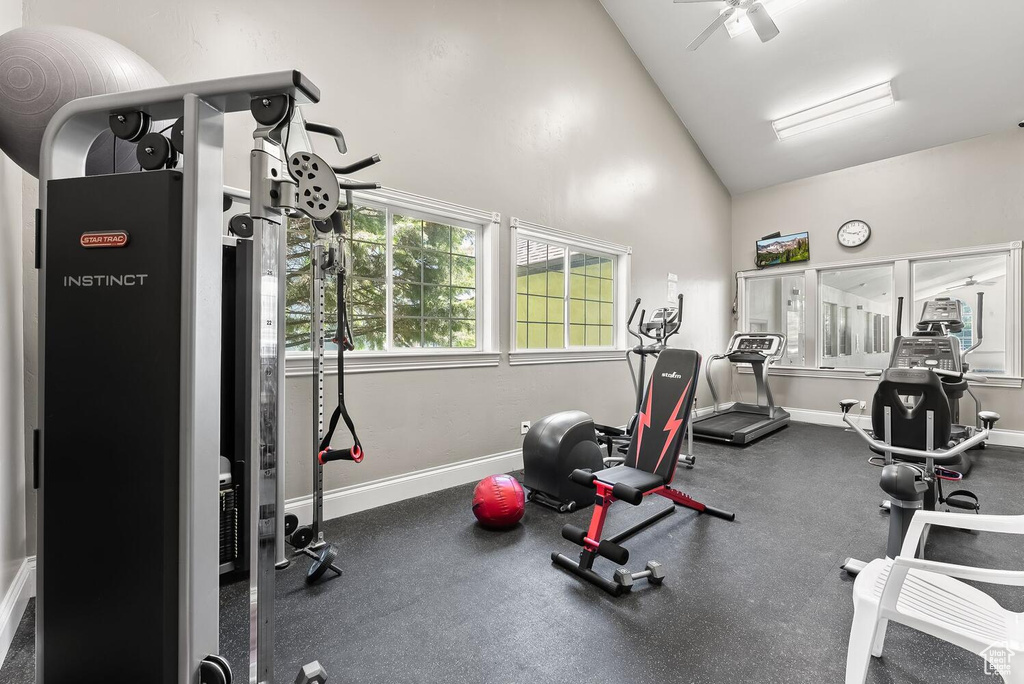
[746,2,780,43]
[686,8,735,51]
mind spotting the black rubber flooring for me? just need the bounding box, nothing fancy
[3,423,1022,683]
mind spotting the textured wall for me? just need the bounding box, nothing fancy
[731,130,1024,429]
[19,0,733,545]
[0,0,26,615]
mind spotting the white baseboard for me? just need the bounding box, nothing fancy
[785,406,1024,448]
[285,447,524,526]
[0,556,35,666]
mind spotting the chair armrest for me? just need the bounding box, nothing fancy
[891,556,1024,587]
[899,511,1024,558]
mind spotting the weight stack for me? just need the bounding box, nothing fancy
[219,477,238,571]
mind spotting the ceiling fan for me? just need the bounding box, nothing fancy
[943,275,999,292]
[674,0,780,51]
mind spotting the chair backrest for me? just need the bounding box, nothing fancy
[871,368,951,450]
[625,348,701,484]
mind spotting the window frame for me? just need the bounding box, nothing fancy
[509,217,632,366]
[736,240,1022,387]
[816,262,896,370]
[284,185,501,375]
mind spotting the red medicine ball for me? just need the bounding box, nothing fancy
[472,474,525,529]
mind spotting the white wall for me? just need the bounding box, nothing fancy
[0,0,27,622]
[731,130,1024,428]
[19,0,733,543]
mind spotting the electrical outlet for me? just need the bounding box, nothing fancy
[520,421,531,435]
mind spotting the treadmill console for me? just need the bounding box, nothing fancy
[728,333,782,356]
[917,298,964,332]
[890,336,962,373]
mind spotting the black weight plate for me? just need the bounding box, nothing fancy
[284,513,299,536]
[306,544,339,584]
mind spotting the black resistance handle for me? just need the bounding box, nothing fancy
[305,121,347,154]
[333,154,381,175]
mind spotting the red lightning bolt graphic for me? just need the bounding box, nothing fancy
[655,378,693,473]
[635,378,654,467]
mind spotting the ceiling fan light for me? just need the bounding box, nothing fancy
[772,81,895,141]
[725,0,811,37]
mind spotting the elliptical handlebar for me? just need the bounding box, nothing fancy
[962,291,985,362]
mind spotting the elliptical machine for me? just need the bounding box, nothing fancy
[522,294,689,512]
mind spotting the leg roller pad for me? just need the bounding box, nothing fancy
[611,482,643,506]
[597,539,629,565]
[561,524,587,546]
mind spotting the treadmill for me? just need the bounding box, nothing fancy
[692,332,790,445]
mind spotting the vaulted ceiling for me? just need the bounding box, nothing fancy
[600,0,1024,194]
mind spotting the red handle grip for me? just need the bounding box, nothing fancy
[318,445,363,464]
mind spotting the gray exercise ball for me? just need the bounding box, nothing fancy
[0,25,167,178]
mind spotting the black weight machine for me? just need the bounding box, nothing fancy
[36,71,378,684]
[523,295,693,513]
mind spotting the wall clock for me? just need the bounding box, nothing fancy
[837,220,871,248]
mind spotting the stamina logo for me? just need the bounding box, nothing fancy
[661,371,681,379]
[63,274,149,287]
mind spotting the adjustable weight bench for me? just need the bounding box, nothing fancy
[551,348,735,596]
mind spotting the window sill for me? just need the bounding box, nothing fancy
[285,350,500,377]
[508,348,625,366]
[737,365,1024,388]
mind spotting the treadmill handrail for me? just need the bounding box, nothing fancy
[842,412,989,464]
[705,353,728,413]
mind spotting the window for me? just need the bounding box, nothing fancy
[511,218,629,358]
[913,253,1010,374]
[392,214,478,349]
[285,189,497,361]
[819,265,893,369]
[952,300,973,353]
[737,242,1021,381]
[515,241,566,349]
[743,274,806,365]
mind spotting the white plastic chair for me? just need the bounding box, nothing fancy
[846,510,1024,684]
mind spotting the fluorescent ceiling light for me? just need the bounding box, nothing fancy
[772,81,895,140]
[726,0,810,37]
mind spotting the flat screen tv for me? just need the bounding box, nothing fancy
[755,232,810,268]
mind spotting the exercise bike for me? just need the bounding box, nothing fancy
[522,294,691,512]
[838,299,1000,576]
